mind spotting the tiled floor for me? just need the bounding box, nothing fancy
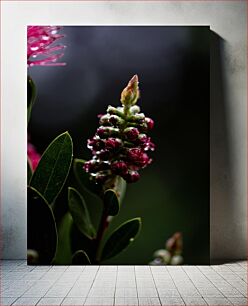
[0,260,247,306]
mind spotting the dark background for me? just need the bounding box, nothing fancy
[29,26,209,264]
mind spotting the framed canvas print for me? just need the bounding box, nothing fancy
[27,26,209,265]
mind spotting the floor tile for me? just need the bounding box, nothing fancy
[228,297,248,305]
[85,297,114,305]
[137,287,158,297]
[115,288,137,298]
[204,297,233,305]
[37,297,64,305]
[61,297,86,305]
[182,297,207,305]
[138,297,161,305]
[115,297,138,305]
[88,287,115,297]
[157,288,180,298]
[12,297,40,305]
[159,297,185,305]
[0,297,17,306]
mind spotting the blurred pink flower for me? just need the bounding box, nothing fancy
[28,143,41,171]
[27,26,66,67]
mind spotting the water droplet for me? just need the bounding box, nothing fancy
[30,46,39,51]
[42,35,49,41]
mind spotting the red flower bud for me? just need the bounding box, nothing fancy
[97,127,119,138]
[123,170,140,183]
[111,161,128,175]
[83,160,98,173]
[137,134,155,151]
[127,148,151,168]
[105,138,122,150]
[109,115,124,126]
[87,137,104,151]
[97,149,111,160]
[99,114,110,126]
[145,117,154,130]
[124,127,139,141]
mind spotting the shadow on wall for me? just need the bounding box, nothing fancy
[210,31,242,262]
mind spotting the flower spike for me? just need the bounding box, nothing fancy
[84,75,155,185]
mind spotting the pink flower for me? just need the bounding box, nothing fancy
[27,143,41,171]
[27,26,66,67]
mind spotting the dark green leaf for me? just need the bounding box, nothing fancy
[27,76,36,124]
[27,186,57,264]
[104,176,126,204]
[30,132,73,204]
[68,187,96,239]
[104,189,120,216]
[27,158,33,184]
[73,159,102,197]
[72,250,91,265]
[101,217,141,261]
[53,212,73,264]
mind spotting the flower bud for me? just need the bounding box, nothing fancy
[87,137,104,151]
[96,149,111,160]
[137,134,155,151]
[107,105,124,118]
[97,127,119,138]
[105,138,122,150]
[83,160,98,173]
[27,249,39,264]
[170,255,183,265]
[109,115,124,127]
[166,232,183,254]
[99,114,110,125]
[130,105,140,114]
[145,117,154,130]
[153,249,171,264]
[111,161,128,176]
[120,75,140,106]
[123,170,140,183]
[124,127,139,141]
[127,148,151,168]
[128,113,145,123]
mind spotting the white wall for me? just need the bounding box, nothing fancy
[1,1,246,260]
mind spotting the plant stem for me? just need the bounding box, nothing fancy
[94,208,109,263]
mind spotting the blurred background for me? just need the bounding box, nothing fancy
[28,26,209,264]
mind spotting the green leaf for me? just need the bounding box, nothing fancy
[104,189,120,216]
[30,132,73,204]
[68,187,96,239]
[101,217,141,261]
[73,159,102,197]
[27,158,33,184]
[27,76,36,124]
[27,186,57,264]
[53,212,73,265]
[104,175,126,204]
[72,250,91,265]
